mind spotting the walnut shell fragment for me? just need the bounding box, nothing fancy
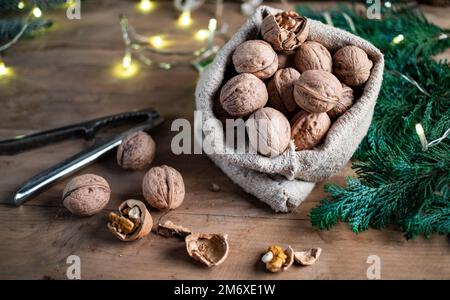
[263,245,294,273]
[261,11,309,52]
[108,199,153,242]
[294,247,322,266]
[157,220,192,239]
[185,233,229,267]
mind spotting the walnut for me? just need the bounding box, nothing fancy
[261,11,309,52]
[294,247,322,266]
[108,199,153,241]
[327,83,354,120]
[267,68,301,115]
[185,233,229,267]
[117,131,156,170]
[277,52,295,70]
[261,245,294,272]
[246,107,291,157]
[213,96,233,124]
[333,45,373,86]
[291,111,331,150]
[232,40,278,79]
[142,165,185,210]
[219,73,268,117]
[294,41,332,73]
[157,220,192,239]
[293,70,342,113]
[62,174,110,216]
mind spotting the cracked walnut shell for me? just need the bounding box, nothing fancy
[293,70,342,113]
[294,41,332,73]
[294,247,322,266]
[232,40,278,80]
[186,233,229,267]
[263,245,294,273]
[327,83,354,120]
[291,111,331,150]
[333,45,373,86]
[117,131,156,170]
[220,73,268,117]
[62,174,110,216]
[261,11,309,52]
[108,199,153,241]
[142,165,185,210]
[267,68,301,115]
[246,107,291,157]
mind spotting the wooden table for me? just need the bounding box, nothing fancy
[0,1,449,280]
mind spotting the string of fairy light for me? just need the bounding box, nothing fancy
[0,0,226,78]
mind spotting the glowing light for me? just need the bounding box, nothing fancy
[32,7,42,18]
[149,36,165,49]
[122,53,132,69]
[384,1,392,8]
[18,1,25,9]
[138,0,154,13]
[114,59,139,79]
[177,11,192,28]
[0,61,7,76]
[208,18,217,32]
[194,29,209,41]
[392,34,404,45]
[415,123,428,151]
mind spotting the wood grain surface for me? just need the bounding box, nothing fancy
[0,1,449,280]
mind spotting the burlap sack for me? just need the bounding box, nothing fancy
[195,6,384,212]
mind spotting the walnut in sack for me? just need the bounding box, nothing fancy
[142,165,185,210]
[333,45,373,86]
[267,68,301,115]
[261,11,309,52]
[246,107,291,157]
[277,52,295,69]
[108,199,153,241]
[291,111,331,150]
[186,233,229,267]
[117,131,156,170]
[293,70,342,113]
[62,174,110,216]
[220,73,268,117]
[261,245,294,273]
[232,40,278,79]
[294,41,332,73]
[327,83,354,120]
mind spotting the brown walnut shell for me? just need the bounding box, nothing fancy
[117,131,156,170]
[185,233,229,267]
[277,52,295,70]
[294,247,322,266]
[246,107,291,157]
[293,70,342,113]
[108,199,153,242]
[291,111,331,150]
[294,41,332,73]
[62,174,110,216]
[267,68,301,115]
[157,220,192,239]
[261,11,309,52]
[333,45,373,86]
[219,73,268,117]
[232,40,278,80]
[142,165,185,210]
[327,83,354,120]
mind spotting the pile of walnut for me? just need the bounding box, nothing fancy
[261,245,322,272]
[217,11,373,156]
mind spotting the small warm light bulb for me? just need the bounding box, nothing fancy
[122,53,132,69]
[415,123,428,151]
[32,7,42,18]
[18,1,25,9]
[194,29,209,41]
[177,11,192,28]
[0,61,7,76]
[392,34,404,45]
[208,18,217,32]
[149,36,165,49]
[384,1,392,8]
[138,0,154,13]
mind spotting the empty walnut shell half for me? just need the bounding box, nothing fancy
[294,41,332,73]
[333,45,373,86]
[327,83,354,120]
[293,70,342,113]
[232,40,278,80]
[185,233,229,267]
[294,247,322,266]
[291,111,331,150]
[261,11,309,52]
[108,199,153,242]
